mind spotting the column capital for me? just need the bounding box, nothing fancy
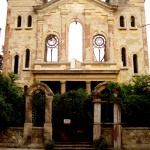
[60,81,66,84]
[93,99,101,103]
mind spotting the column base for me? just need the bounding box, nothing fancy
[23,123,33,145]
[44,123,52,143]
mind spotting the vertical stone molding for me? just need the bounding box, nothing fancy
[86,81,91,94]
[60,81,66,94]
[23,82,53,145]
[114,103,121,149]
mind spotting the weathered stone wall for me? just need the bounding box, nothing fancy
[1,127,150,149]
[0,128,23,148]
[122,127,150,149]
[0,127,44,148]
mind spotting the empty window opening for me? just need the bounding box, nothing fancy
[17,16,22,27]
[46,34,58,62]
[91,81,103,92]
[42,81,60,94]
[120,16,125,27]
[121,47,126,66]
[25,49,30,68]
[14,55,19,74]
[101,103,113,127]
[131,16,135,27]
[27,15,32,27]
[133,54,138,73]
[93,35,106,62]
[66,81,86,92]
[69,22,83,62]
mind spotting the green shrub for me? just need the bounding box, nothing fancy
[94,136,108,150]
[45,140,55,150]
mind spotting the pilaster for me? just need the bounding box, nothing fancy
[93,97,101,140]
[114,103,121,149]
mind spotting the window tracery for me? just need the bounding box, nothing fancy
[93,35,106,62]
[45,34,58,62]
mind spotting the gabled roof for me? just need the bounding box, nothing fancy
[33,0,118,12]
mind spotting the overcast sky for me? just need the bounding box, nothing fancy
[0,0,150,59]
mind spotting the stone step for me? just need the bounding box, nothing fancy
[54,142,95,150]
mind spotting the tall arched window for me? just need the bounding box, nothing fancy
[69,22,83,62]
[14,55,19,74]
[45,34,58,62]
[121,47,126,66]
[25,49,30,68]
[120,16,125,27]
[131,16,135,27]
[93,35,106,62]
[17,15,22,27]
[133,54,138,73]
[27,15,32,27]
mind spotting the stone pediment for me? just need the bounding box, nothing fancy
[33,0,118,15]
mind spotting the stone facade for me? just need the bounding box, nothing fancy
[2,0,149,149]
[3,0,149,88]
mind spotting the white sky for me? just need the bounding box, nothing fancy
[0,0,150,62]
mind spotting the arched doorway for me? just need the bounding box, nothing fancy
[92,82,121,149]
[23,82,54,144]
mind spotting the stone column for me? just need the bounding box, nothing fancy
[114,103,121,149]
[86,81,91,94]
[61,81,66,94]
[44,95,53,143]
[23,95,33,144]
[93,92,101,140]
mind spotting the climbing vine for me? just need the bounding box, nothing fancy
[100,75,150,126]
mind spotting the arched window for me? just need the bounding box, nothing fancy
[131,16,135,27]
[27,15,32,27]
[93,35,106,62]
[25,49,30,68]
[17,15,22,27]
[120,16,125,27]
[45,34,58,62]
[121,47,126,66]
[69,22,83,62]
[14,55,19,74]
[133,54,138,73]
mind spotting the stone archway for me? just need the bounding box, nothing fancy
[92,82,121,149]
[23,82,54,144]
